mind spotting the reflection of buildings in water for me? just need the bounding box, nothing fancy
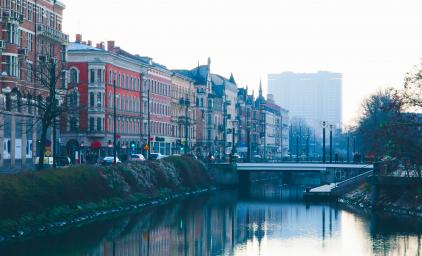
[81,194,236,256]
[3,188,421,256]
[235,203,341,243]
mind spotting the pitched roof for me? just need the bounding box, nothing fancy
[67,42,105,52]
[229,73,236,84]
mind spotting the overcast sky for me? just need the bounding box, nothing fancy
[63,0,422,125]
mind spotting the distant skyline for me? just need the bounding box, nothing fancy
[63,0,422,125]
[268,71,342,133]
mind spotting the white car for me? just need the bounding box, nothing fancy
[149,153,167,160]
[101,156,122,165]
[130,154,146,162]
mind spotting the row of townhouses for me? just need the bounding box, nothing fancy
[0,0,289,170]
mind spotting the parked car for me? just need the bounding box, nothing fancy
[129,154,146,162]
[35,157,71,167]
[35,157,54,166]
[100,156,122,165]
[149,153,167,160]
[55,156,72,167]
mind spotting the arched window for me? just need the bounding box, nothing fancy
[69,68,79,84]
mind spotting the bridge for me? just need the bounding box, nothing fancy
[230,163,374,195]
[236,163,373,172]
[208,162,374,191]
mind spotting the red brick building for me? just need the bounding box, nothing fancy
[0,0,68,170]
[62,37,144,162]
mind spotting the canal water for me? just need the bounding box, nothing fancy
[0,180,421,256]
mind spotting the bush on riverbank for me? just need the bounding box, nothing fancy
[0,156,211,220]
[342,181,422,215]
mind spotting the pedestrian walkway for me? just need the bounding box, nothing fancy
[304,170,373,200]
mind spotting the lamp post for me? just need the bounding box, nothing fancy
[347,135,350,163]
[306,134,310,161]
[320,121,328,163]
[113,79,117,164]
[353,136,356,162]
[147,79,151,159]
[296,134,299,163]
[179,94,190,155]
[246,108,251,163]
[329,124,335,163]
[230,120,237,162]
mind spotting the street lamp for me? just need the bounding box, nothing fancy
[347,135,350,163]
[179,94,191,155]
[230,120,238,162]
[113,79,117,164]
[147,78,151,159]
[320,121,328,163]
[329,124,335,163]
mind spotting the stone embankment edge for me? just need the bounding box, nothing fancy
[338,196,422,220]
[0,186,216,244]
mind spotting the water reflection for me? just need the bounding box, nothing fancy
[0,180,421,256]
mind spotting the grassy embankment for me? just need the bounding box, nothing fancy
[0,156,212,235]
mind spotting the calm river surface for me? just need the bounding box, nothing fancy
[0,180,421,256]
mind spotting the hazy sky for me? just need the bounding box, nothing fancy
[63,0,422,125]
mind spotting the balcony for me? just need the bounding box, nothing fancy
[36,24,69,44]
[88,106,106,113]
[0,9,23,24]
[86,131,106,138]
[88,81,105,88]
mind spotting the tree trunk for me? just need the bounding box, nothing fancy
[37,122,49,170]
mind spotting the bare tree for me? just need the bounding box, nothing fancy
[0,55,84,170]
[403,62,422,110]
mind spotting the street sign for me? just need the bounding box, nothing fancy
[144,144,150,151]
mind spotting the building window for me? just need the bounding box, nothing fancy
[69,68,78,84]
[90,69,95,83]
[90,92,94,107]
[97,118,102,132]
[27,33,33,52]
[97,92,102,107]
[89,117,95,131]
[68,91,78,107]
[70,117,78,132]
[26,62,33,82]
[7,23,18,44]
[97,69,102,82]
[5,56,18,77]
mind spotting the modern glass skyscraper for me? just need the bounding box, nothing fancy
[268,71,342,135]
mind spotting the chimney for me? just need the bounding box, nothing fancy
[96,43,101,49]
[75,34,82,43]
[87,40,92,46]
[100,42,105,50]
[107,41,115,51]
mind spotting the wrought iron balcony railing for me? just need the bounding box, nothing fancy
[36,23,69,44]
